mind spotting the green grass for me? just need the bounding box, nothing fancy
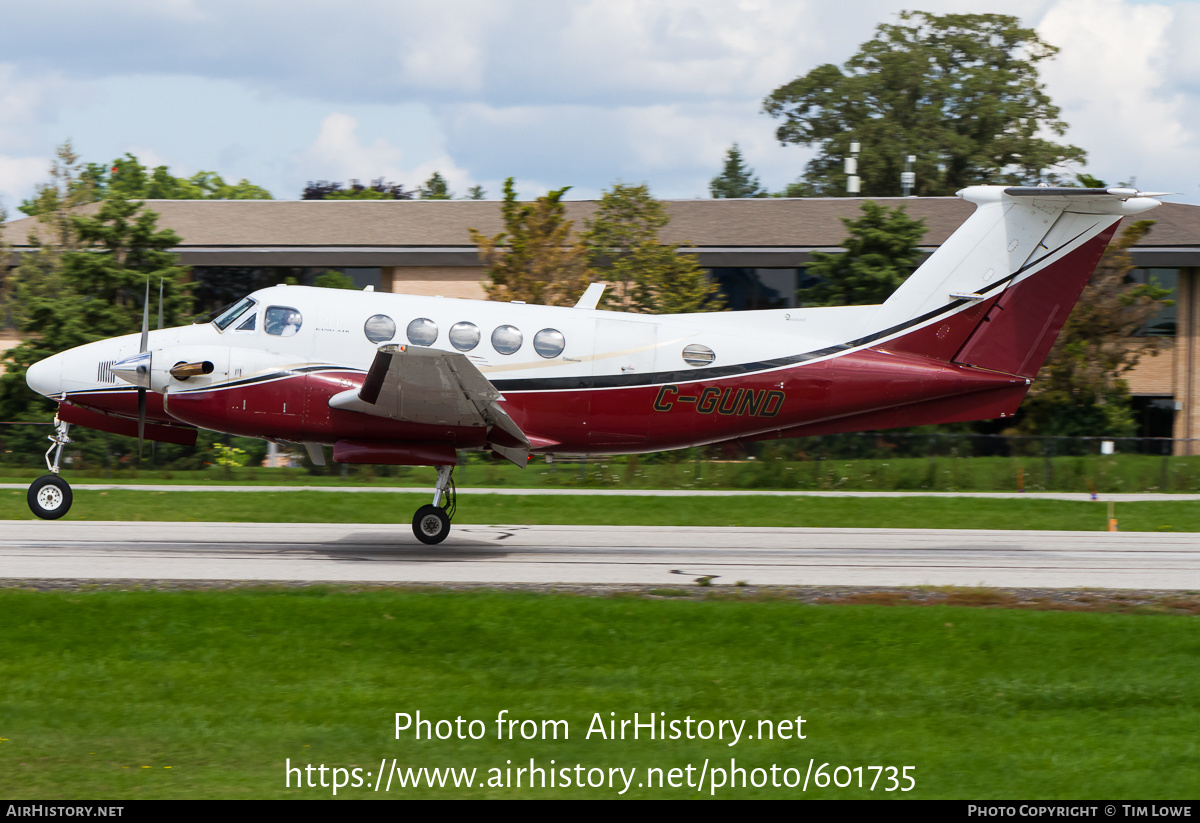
[4,450,1200,492]
[1,588,1198,799]
[2,488,1198,531]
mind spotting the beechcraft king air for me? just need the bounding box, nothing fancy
[23,186,1163,542]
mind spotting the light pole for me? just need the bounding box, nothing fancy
[845,142,861,195]
[901,155,916,197]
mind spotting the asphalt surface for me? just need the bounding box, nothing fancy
[1,521,1196,589]
[4,483,1200,501]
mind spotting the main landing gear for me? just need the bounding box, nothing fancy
[28,417,73,520]
[412,465,456,545]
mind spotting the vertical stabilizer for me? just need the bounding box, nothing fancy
[873,187,1160,376]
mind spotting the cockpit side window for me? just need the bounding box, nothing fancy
[235,313,256,332]
[265,306,303,337]
[213,297,257,331]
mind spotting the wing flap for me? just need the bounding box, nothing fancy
[329,345,530,465]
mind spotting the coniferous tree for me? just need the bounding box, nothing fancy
[0,144,192,466]
[419,172,452,200]
[583,183,723,314]
[799,201,927,307]
[709,144,765,198]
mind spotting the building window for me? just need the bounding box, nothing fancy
[708,268,819,311]
[1127,268,1178,337]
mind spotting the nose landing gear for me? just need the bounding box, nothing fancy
[29,417,73,520]
[412,465,456,545]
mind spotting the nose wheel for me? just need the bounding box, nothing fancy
[412,465,456,545]
[28,416,74,520]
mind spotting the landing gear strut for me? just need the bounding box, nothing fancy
[28,417,73,520]
[412,465,456,545]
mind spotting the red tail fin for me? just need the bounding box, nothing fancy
[950,224,1117,377]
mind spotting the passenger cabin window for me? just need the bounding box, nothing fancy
[407,318,438,347]
[682,344,715,366]
[533,328,565,358]
[492,325,523,355]
[449,321,480,352]
[265,306,303,337]
[213,297,256,331]
[364,314,397,344]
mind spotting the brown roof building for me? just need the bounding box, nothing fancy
[5,196,1200,446]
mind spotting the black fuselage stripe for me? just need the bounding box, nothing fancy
[493,227,1094,392]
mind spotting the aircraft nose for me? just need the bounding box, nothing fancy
[25,352,65,398]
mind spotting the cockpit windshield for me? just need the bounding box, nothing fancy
[212,297,257,331]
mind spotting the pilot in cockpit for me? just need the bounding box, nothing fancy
[265,307,303,337]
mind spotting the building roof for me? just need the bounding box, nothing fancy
[4,196,1198,268]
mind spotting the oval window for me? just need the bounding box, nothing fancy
[265,306,303,337]
[682,343,715,366]
[491,325,523,355]
[406,317,438,347]
[533,328,565,358]
[449,321,480,352]
[364,314,396,344]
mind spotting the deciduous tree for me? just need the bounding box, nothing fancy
[469,179,589,306]
[763,11,1086,196]
[313,270,356,289]
[301,179,413,200]
[20,152,271,216]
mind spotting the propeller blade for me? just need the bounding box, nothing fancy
[137,386,146,460]
[140,280,150,353]
[158,279,164,331]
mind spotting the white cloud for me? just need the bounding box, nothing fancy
[291,112,473,195]
[1037,0,1194,189]
[3,0,1198,207]
[0,155,49,214]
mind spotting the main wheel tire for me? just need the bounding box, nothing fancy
[412,504,451,545]
[28,475,72,520]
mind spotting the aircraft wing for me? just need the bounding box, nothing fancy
[328,344,531,465]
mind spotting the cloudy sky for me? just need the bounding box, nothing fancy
[0,0,1197,211]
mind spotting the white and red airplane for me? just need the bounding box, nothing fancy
[22,186,1162,542]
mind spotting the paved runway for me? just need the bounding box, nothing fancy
[1,521,1196,589]
[3,483,1198,501]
